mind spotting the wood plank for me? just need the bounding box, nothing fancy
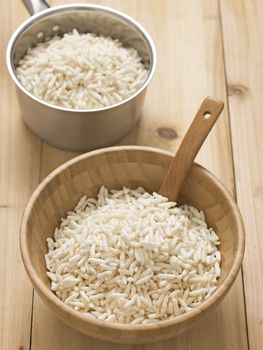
[220,0,263,348]
[0,2,42,349]
[30,0,248,349]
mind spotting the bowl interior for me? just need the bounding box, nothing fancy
[24,147,241,294]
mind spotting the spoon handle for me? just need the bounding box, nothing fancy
[159,97,224,201]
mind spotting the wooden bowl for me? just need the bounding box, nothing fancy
[20,146,245,344]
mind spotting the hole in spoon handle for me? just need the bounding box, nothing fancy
[159,97,224,201]
[203,111,212,119]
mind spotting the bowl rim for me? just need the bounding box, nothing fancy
[20,145,245,333]
[6,3,157,113]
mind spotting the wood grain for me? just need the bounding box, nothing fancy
[0,1,42,349]
[30,0,248,349]
[220,0,263,348]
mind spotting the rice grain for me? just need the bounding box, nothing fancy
[45,186,221,324]
[16,30,148,110]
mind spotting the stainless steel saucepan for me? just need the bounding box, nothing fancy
[6,0,156,151]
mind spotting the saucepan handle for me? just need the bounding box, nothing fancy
[22,0,50,15]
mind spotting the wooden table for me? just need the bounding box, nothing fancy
[1,0,262,349]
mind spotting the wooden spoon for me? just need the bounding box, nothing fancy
[159,97,224,201]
